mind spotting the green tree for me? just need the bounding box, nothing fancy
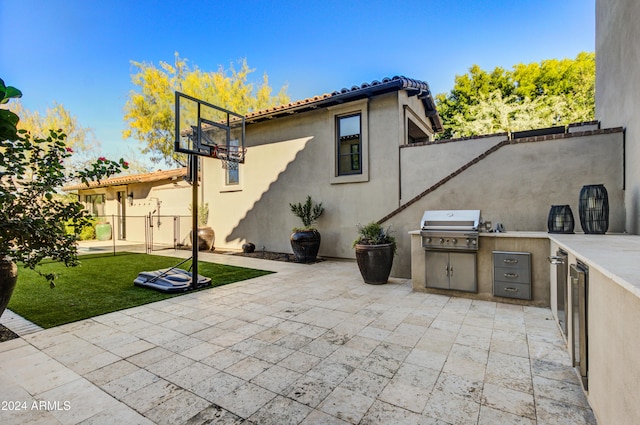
[436,52,595,139]
[11,101,100,167]
[123,53,290,165]
[0,78,128,296]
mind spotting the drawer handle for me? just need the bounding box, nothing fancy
[503,258,519,264]
[504,287,519,292]
[504,273,519,279]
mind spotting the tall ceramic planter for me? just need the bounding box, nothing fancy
[290,229,321,263]
[355,243,394,285]
[0,258,18,318]
[197,227,215,251]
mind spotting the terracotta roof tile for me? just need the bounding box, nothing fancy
[62,168,187,191]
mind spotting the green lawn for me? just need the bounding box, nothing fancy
[8,252,273,328]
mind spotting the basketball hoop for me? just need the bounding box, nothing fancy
[214,145,246,170]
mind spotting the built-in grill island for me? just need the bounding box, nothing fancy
[420,210,480,293]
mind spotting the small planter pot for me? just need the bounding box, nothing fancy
[0,257,18,318]
[290,230,321,263]
[355,243,395,285]
[95,222,112,241]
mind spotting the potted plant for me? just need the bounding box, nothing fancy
[189,202,215,251]
[289,196,324,263]
[353,222,396,284]
[0,78,128,317]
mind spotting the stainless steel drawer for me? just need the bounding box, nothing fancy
[493,281,531,300]
[494,266,530,284]
[493,252,530,270]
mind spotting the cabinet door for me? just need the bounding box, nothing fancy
[426,252,450,289]
[449,252,477,292]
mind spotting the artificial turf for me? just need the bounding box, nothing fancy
[7,252,273,328]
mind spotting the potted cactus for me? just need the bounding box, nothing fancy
[289,196,324,263]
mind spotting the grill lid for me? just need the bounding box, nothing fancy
[421,209,481,231]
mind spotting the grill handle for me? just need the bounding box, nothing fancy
[503,258,519,264]
[548,256,565,265]
[504,287,519,292]
[504,273,519,279]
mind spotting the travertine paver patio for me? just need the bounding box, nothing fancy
[0,252,596,424]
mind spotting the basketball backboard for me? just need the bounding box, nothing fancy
[174,91,245,164]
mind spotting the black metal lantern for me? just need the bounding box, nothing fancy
[548,205,575,234]
[579,184,609,234]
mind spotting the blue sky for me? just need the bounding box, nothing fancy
[1,0,595,163]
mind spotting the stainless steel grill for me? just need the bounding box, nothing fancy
[420,209,481,293]
[420,209,480,252]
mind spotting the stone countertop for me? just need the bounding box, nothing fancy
[548,233,640,299]
[409,230,640,298]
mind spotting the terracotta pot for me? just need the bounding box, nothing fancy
[0,257,18,318]
[355,243,395,284]
[290,230,321,263]
[197,227,215,251]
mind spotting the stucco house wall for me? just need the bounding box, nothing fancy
[202,91,415,258]
[64,169,191,245]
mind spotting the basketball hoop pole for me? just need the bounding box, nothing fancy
[191,154,199,281]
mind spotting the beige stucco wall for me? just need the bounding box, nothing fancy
[400,134,506,202]
[387,130,625,278]
[596,0,640,233]
[202,92,411,258]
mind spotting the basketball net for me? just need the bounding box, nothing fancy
[215,146,246,170]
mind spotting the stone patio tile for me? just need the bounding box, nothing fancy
[252,326,287,342]
[166,362,218,390]
[293,323,327,339]
[300,336,342,358]
[200,348,248,370]
[404,347,447,371]
[360,400,446,425]
[455,331,492,351]
[67,349,121,375]
[433,372,483,404]
[533,375,590,409]
[126,346,174,368]
[181,404,244,425]
[224,356,272,381]
[145,353,195,378]
[481,382,536,419]
[161,335,204,354]
[274,332,313,350]
[179,341,225,361]
[39,377,122,425]
[120,379,182,413]
[442,347,487,382]
[423,388,481,425]
[383,329,423,348]
[415,328,456,354]
[0,336,28,353]
[287,375,335,408]
[143,390,211,425]
[528,338,572,364]
[278,350,323,374]
[490,338,530,358]
[143,328,188,346]
[378,378,431,413]
[191,371,244,402]
[101,368,161,399]
[251,364,302,394]
[319,386,375,424]
[531,358,582,383]
[252,342,295,363]
[477,405,536,425]
[85,359,140,386]
[306,360,354,387]
[79,403,154,425]
[535,395,597,425]
[357,325,391,341]
[2,351,81,395]
[209,331,248,348]
[249,395,313,425]
[215,382,277,419]
[340,368,390,398]
[485,351,533,393]
[299,408,351,424]
[21,327,73,350]
[359,352,402,379]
